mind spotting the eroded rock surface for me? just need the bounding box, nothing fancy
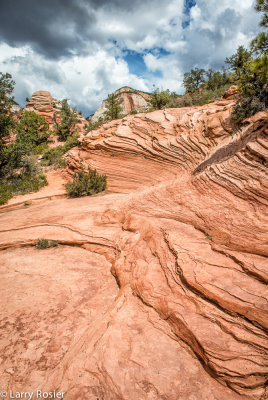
[0,101,267,400]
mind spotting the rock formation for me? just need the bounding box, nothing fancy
[223,85,238,100]
[90,86,151,122]
[25,91,87,129]
[0,100,267,400]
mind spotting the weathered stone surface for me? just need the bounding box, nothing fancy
[90,86,150,122]
[223,85,238,100]
[25,91,87,129]
[0,101,267,399]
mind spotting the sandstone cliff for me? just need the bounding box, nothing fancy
[0,100,267,400]
[90,86,151,122]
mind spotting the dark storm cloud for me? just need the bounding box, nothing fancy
[0,0,147,59]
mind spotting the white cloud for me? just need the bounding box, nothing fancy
[0,0,261,114]
[0,45,149,115]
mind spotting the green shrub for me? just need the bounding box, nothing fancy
[16,111,50,150]
[66,167,107,198]
[64,134,79,150]
[0,186,12,205]
[0,173,48,205]
[32,143,49,155]
[41,135,79,167]
[149,87,178,110]
[41,146,66,167]
[231,56,268,124]
[35,239,59,249]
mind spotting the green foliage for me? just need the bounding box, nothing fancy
[225,46,252,80]
[149,87,177,110]
[64,134,79,151]
[66,167,107,198]
[55,99,79,141]
[232,55,268,124]
[85,117,105,132]
[0,72,15,143]
[16,111,50,148]
[205,67,230,90]
[231,1,268,124]
[182,66,230,105]
[0,173,48,205]
[104,94,123,121]
[41,146,66,167]
[251,32,268,56]
[194,85,230,106]
[129,109,138,114]
[204,232,212,241]
[35,239,58,249]
[0,72,16,174]
[1,111,50,174]
[183,68,206,93]
[41,135,79,167]
[255,0,268,27]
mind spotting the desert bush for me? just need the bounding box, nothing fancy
[41,135,79,167]
[20,155,41,176]
[41,146,66,167]
[0,173,48,205]
[66,167,107,198]
[16,111,50,149]
[35,239,58,249]
[149,87,177,110]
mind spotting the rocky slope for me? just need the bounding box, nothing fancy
[0,100,267,400]
[90,86,151,122]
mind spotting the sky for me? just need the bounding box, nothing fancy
[0,0,261,116]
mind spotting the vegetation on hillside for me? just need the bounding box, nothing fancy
[104,93,123,121]
[0,76,80,204]
[66,167,107,198]
[231,0,268,124]
[149,87,177,110]
[54,98,79,141]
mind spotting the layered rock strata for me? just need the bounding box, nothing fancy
[90,86,151,123]
[0,100,267,400]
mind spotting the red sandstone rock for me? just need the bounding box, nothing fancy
[90,86,151,122]
[25,91,87,131]
[0,101,267,399]
[223,85,238,99]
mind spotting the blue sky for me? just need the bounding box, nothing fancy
[0,0,260,115]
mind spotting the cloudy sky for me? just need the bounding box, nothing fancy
[0,0,260,116]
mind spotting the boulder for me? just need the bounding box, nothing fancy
[223,85,238,100]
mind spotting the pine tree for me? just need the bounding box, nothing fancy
[183,68,206,93]
[104,94,123,121]
[225,46,252,80]
[55,99,79,141]
[0,72,15,144]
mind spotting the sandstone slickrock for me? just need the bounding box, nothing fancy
[90,87,150,123]
[0,100,267,400]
